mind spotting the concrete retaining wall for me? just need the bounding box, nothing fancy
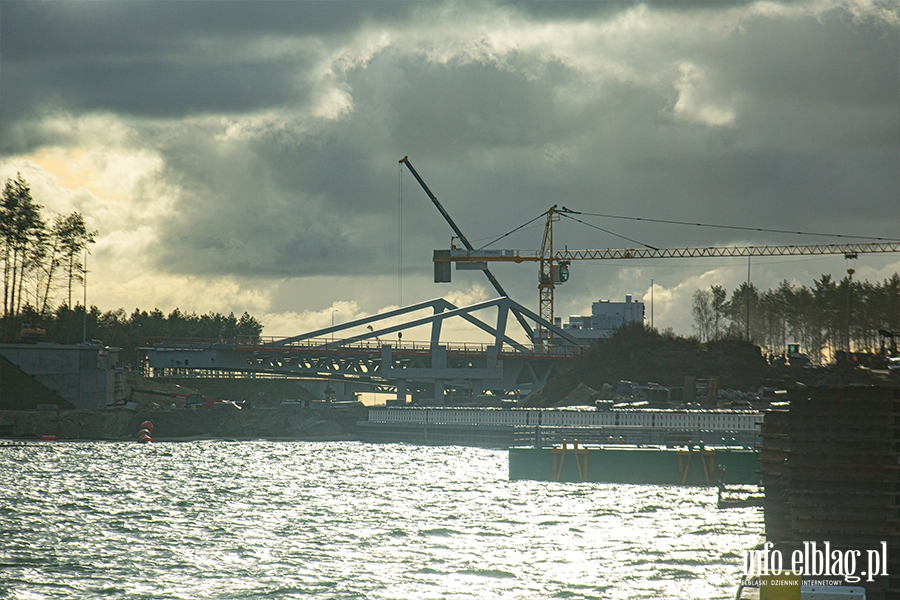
[0,344,126,409]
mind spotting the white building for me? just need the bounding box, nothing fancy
[557,295,645,341]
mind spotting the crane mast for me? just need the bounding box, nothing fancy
[537,206,560,345]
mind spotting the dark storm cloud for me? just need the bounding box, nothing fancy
[1,0,897,291]
[498,0,756,20]
[1,58,309,121]
[645,12,900,239]
[0,0,411,144]
[384,59,577,158]
[252,135,394,218]
[151,135,388,278]
[0,0,412,59]
[713,14,899,109]
[144,49,595,279]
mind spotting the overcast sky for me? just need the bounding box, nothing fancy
[1,0,898,341]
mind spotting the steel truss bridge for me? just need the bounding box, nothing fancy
[142,296,588,404]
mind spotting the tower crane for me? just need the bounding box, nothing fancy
[433,205,900,345]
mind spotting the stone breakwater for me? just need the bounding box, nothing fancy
[0,405,367,441]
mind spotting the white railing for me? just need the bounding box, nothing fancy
[368,407,763,432]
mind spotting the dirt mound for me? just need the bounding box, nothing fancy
[554,383,602,407]
[538,324,770,406]
[810,363,898,387]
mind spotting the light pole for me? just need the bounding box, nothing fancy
[745,256,751,342]
[83,247,88,344]
[845,252,857,357]
[650,279,654,330]
[331,310,337,342]
[846,268,854,356]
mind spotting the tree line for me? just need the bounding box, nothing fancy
[30,304,264,368]
[10,294,263,370]
[2,175,264,367]
[691,273,900,363]
[1,174,96,342]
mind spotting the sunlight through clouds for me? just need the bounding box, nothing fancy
[671,63,737,127]
[1,0,896,335]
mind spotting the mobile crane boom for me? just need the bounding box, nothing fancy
[399,156,534,339]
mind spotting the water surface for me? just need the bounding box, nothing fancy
[0,441,761,599]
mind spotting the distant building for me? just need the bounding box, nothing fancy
[556,294,645,341]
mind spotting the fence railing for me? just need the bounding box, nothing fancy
[140,336,584,358]
[512,426,759,448]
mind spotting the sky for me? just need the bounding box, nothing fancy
[1,0,898,343]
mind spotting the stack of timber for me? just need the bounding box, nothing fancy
[760,386,900,600]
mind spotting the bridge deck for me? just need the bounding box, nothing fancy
[142,336,582,360]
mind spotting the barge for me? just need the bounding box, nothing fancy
[508,441,760,485]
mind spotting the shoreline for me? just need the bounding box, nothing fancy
[0,406,368,442]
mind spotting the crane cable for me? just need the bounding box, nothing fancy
[478,210,551,251]
[558,210,659,250]
[561,208,900,243]
[458,202,897,259]
[397,163,403,313]
[478,207,660,252]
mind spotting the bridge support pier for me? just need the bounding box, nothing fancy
[434,379,445,405]
[396,379,407,405]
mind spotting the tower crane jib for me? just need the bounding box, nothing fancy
[433,205,900,345]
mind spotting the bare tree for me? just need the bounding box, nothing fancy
[691,288,712,342]
[710,285,727,341]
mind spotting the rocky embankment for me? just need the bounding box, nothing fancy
[0,404,368,441]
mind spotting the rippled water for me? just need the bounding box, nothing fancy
[0,441,761,599]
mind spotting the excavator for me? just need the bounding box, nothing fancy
[786,343,811,367]
[879,330,900,374]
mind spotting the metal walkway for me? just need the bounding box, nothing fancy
[142,296,587,403]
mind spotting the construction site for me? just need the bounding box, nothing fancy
[2,157,899,599]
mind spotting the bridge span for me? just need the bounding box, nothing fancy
[142,296,588,404]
